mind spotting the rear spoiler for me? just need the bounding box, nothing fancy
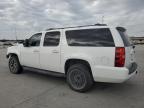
[116,27,126,32]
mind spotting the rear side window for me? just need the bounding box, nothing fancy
[116,27,131,46]
[66,28,115,47]
[44,31,60,46]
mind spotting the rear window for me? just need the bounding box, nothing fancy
[65,28,115,47]
[116,27,131,46]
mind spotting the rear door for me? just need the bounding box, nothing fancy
[116,27,136,68]
[40,31,61,72]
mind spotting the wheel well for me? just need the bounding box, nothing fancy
[65,59,93,78]
[7,53,18,58]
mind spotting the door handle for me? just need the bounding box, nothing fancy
[33,50,39,53]
[52,50,59,53]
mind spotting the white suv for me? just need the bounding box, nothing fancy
[7,24,137,92]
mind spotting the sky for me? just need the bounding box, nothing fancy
[0,0,144,39]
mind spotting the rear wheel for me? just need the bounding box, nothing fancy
[66,64,93,92]
[9,55,22,74]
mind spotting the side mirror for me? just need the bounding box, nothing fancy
[132,45,135,49]
[23,39,29,47]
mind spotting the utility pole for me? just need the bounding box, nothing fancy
[102,16,104,24]
[14,20,18,43]
[14,27,17,41]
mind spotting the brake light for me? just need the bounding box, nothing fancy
[115,47,125,67]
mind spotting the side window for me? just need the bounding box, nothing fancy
[43,31,60,46]
[66,28,115,47]
[29,33,42,47]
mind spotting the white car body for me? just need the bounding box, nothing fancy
[7,25,137,83]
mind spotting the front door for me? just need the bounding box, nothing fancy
[20,33,42,68]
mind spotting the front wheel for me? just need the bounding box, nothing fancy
[9,55,22,74]
[66,64,93,92]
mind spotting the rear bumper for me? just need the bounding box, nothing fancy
[128,62,137,74]
[92,64,137,83]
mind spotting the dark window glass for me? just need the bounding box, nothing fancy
[66,28,115,47]
[44,31,60,46]
[29,33,42,47]
[117,29,131,46]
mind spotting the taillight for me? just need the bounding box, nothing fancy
[115,47,125,67]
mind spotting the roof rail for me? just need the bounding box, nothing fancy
[94,23,107,26]
[45,23,107,31]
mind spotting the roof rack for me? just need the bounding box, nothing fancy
[46,23,107,31]
[94,23,107,26]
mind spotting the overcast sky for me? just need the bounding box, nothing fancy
[0,0,144,39]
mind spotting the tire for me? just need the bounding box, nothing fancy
[66,64,93,92]
[9,55,22,74]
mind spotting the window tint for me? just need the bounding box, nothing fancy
[117,28,131,46]
[44,31,60,46]
[29,33,42,47]
[66,28,114,47]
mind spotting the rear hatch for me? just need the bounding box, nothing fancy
[116,27,137,74]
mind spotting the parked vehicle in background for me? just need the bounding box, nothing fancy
[6,24,137,92]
